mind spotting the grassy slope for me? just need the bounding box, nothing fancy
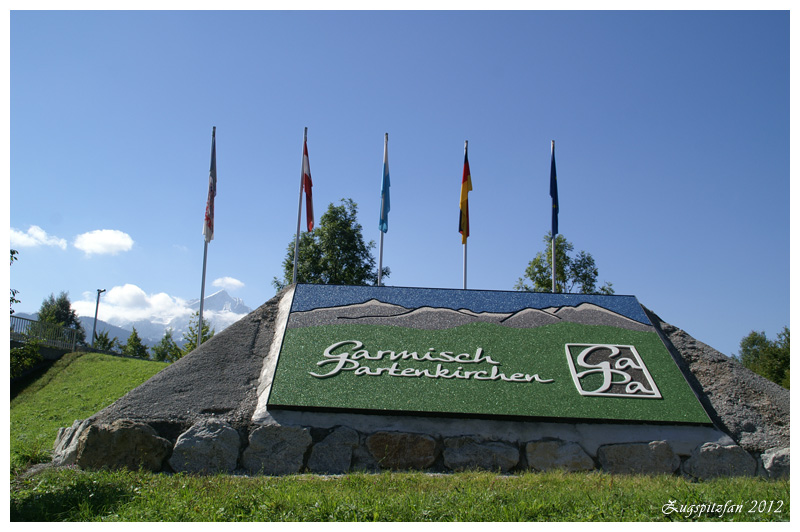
[10,351,168,470]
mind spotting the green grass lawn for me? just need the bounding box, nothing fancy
[9,350,789,522]
[10,351,168,472]
[10,468,790,522]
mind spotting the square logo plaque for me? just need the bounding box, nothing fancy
[565,343,662,399]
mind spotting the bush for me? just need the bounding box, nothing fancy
[11,340,43,379]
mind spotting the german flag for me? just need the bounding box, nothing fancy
[459,141,472,244]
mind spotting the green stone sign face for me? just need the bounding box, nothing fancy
[267,285,711,425]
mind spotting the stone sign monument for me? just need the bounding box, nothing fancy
[51,284,789,478]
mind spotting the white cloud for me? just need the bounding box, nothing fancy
[73,283,193,325]
[105,283,149,308]
[212,276,245,291]
[10,225,67,250]
[74,229,134,256]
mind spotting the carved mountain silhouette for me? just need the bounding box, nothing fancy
[287,299,652,332]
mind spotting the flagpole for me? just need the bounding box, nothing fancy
[463,140,468,290]
[198,240,208,347]
[463,239,468,290]
[378,231,385,286]
[551,236,556,293]
[292,127,307,285]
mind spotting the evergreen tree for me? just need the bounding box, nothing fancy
[37,291,87,345]
[181,311,214,354]
[122,327,149,359]
[273,198,389,290]
[93,330,121,354]
[152,328,183,363]
[514,233,614,295]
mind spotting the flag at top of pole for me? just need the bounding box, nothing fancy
[198,126,216,348]
[293,127,314,285]
[202,127,217,243]
[550,140,558,237]
[550,140,559,293]
[459,140,472,245]
[377,133,390,286]
[379,133,390,233]
[302,132,314,232]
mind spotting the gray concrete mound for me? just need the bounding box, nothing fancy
[643,307,790,454]
[82,288,288,441]
[51,286,789,479]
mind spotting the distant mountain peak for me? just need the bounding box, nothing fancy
[70,291,254,348]
[188,290,251,314]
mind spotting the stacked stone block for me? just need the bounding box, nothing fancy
[52,418,788,480]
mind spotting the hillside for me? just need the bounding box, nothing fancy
[10,352,168,471]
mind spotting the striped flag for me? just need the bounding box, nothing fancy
[302,137,314,232]
[202,127,217,243]
[550,140,558,237]
[379,133,390,233]
[459,141,472,244]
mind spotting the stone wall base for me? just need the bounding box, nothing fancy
[52,416,789,480]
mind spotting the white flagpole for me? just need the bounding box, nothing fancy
[463,239,468,290]
[378,231,385,286]
[551,236,556,293]
[198,240,209,347]
[292,127,307,285]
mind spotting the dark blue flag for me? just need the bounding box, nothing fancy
[550,140,558,237]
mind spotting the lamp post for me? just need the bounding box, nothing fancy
[91,288,106,348]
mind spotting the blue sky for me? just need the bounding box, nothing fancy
[6,8,791,358]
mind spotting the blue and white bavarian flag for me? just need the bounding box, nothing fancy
[379,133,391,233]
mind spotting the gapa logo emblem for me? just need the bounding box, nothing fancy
[565,343,661,399]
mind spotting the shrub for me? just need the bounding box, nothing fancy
[11,340,43,379]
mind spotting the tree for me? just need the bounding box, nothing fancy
[181,311,214,354]
[122,327,149,359]
[152,328,183,363]
[272,198,390,291]
[737,327,789,389]
[93,330,121,354]
[10,249,20,314]
[514,233,614,295]
[37,291,87,345]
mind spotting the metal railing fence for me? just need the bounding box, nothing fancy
[10,315,78,351]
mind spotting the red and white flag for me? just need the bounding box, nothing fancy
[302,137,314,232]
[202,127,217,243]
